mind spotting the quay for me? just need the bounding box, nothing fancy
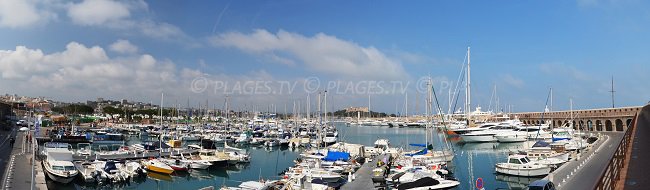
[618,104,650,189]
[544,104,650,190]
[544,132,623,189]
[1,129,47,190]
[341,154,389,190]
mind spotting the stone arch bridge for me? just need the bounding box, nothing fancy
[510,106,642,132]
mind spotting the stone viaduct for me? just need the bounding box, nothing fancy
[510,106,642,132]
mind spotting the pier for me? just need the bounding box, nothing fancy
[1,129,47,190]
[543,132,623,189]
[541,104,649,189]
[610,104,650,189]
[341,154,388,190]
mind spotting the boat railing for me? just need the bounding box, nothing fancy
[594,113,637,190]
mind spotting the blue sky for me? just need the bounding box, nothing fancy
[0,0,648,113]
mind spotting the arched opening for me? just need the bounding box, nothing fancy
[587,120,593,131]
[570,121,576,130]
[596,120,603,131]
[579,120,585,131]
[605,120,613,131]
[616,119,624,131]
[627,119,632,127]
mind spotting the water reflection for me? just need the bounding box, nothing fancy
[495,174,542,190]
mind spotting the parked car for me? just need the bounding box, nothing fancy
[527,179,556,190]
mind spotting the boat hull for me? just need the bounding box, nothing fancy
[460,134,496,143]
[495,134,527,143]
[146,165,174,174]
[189,162,211,170]
[495,165,551,177]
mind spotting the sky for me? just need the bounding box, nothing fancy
[0,0,649,114]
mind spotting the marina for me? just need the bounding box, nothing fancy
[5,116,615,190]
[1,1,647,189]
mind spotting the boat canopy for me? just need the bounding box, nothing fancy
[409,143,426,147]
[405,148,427,157]
[397,177,440,190]
[532,141,550,148]
[322,151,350,161]
[46,148,73,161]
[104,160,117,172]
[552,137,571,142]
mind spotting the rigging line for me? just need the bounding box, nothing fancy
[451,71,466,115]
[431,83,454,152]
[535,88,553,141]
[449,53,467,114]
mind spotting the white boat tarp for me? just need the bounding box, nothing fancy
[46,148,74,161]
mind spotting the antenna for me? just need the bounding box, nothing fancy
[609,76,615,108]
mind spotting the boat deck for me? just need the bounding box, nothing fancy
[72,149,200,161]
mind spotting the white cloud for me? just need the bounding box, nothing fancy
[209,29,409,80]
[67,0,130,26]
[65,0,195,45]
[0,0,57,28]
[0,41,180,100]
[0,41,311,107]
[109,39,138,54]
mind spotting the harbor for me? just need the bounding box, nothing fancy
[1,1,649,189]
[1,113,634,190]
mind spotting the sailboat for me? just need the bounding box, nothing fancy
[402,78,454,163]
[142,93,174,175]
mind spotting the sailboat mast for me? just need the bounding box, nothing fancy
[610,76,615,108]
[368,94,371,118]
[160,92,164,156]
[405,92,408,119]
[465,47,471,125]
[550,87,553,128]
[570,98,574,124]
[425,81,429,147]
[324,91,328,125]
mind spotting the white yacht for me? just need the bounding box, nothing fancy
[395,177,461,190]
[323,132,337,145]
[495,128,529,143]
[495,155,551,177]
[374,139,390,150]
[43,148,79,184]
[449,122,497,135]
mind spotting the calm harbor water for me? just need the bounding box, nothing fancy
[48,123,541,190]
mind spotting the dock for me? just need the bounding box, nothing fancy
[341,154,388,190]
[2,130,47,190]
[544,132,624,190]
